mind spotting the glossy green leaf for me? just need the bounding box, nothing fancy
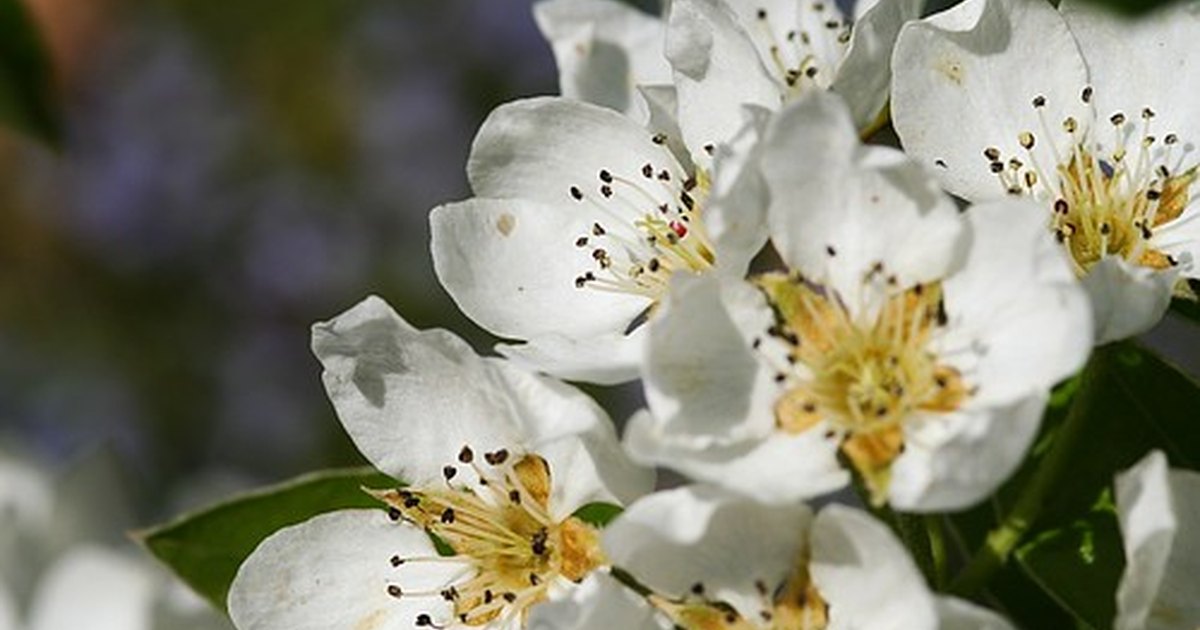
[948,342,1200,628]
[1016,493,1126,630]
[572,501,623,527]
[0,0,60,144]
[136,466,394,612]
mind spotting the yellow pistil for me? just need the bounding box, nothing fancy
[756,272,968,505]
[373,451,605,627]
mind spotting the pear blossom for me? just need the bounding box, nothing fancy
[533,0,673,122]
[665,0,923,161]
[528,486,1016,629]
[431,95,769,384]
[227,296,653,630]
[892,0,1200,343]
[627,93,1092,510]
[1113,450,1200,630]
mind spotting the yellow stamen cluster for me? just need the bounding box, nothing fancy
[756,272,968,504]
[650,553,829,630]
[374,450,604,627]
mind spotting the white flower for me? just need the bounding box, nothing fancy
[1114,450,1200,630]
[534,0,673,122]
[0,453,227,630]
[430,96,768,384]
[528,486,1016,629]
[227,296,653,630]
[892,0,1200,343]
[666,0,923,160]
[627,93,1092,510]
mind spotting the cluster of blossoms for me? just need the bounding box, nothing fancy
[223,1,1200,629]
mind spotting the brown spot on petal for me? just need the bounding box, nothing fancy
[496,212,516,236]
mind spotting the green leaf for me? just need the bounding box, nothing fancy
[0,0,60,144]
[1069,0,1185,15]
[1170,296,1200,326]
[572,502,623,527]
[1016,492,1126,629]
[948,342,1200,628]
[136,466,394,612]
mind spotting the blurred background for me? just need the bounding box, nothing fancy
[0,0,597,520]
[0,0,1196,623]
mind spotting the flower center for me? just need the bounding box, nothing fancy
[374,447,605,628]
[569,134,716,318]
[755,271,967,504]
[649,553,828,629]
[983,89,1197,276]
[750,4,852,97]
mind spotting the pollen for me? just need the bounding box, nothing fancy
[984,91,1196,277]
[372,450,605,628]
[756,272,967,505]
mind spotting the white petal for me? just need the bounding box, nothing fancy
[1081,256,1178,343]
[811,505,938,630]
[27,546,155,630]
[0,581,14,630]
[889,396,1045,512]
[938,199,1092,406]
[527,573,669,630]
[603,485,811,620]
[642,274,775,442]
[228,510,459,630]
[625,410,848,504]
[1060,0,1200,146]
[431,197,648,344]
[1115,451,1200,630]
[665,0,781,165]
[832,0,924,130]
[891,0,1089,201]
[935,596,1017,630]
[495,329,645,385]
[466,97,686,209]
[312,295,648,511]
[0,455,54,533]
[490,355,655,515]
[313,296,526,483]
[760,93,966,311]
[534,0,672,122]
[638,84,695,173]
[705,105,773,278]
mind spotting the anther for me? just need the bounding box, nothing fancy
[1018,131,1035,149]
[1081,86,1093,103]
[388,585,403,598]
[983,147,1001,161]
[1032,95,1046,108]
[599,169,613,183]
[1110,112,1126,126]
[569,186,583,201]
[458,446,474,463]
[1062,117,1078,133]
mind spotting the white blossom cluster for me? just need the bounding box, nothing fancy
[224,1,1200,629]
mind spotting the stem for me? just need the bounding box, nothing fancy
[949,344,1113,596]
[927,514,948,590]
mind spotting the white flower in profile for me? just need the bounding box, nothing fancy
[666,0,923,157]
[227,296,653,630]
[1113,450,1200,630]
[534,0,673,122]
[892,0,1200,343]
[627,93,1092,510]
[431,94,769,384]
[528,486,1016,630]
